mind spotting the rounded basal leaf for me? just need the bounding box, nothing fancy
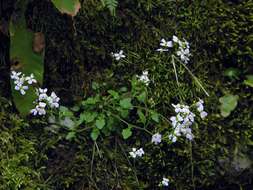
[219,94,239,117]
[119,98,132,109]
[9,1,44,116]
[66,131,76,140]
[224,68,240,79]
[91,128,100,141]
[244,75,253,88]
[151,111,159,123]
[51,0,81,17]
[95,116,106,129]
[122,127,132,139]
[82,112,98,123]
[137,109,146,124]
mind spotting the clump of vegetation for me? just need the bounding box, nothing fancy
[1,0,253,189]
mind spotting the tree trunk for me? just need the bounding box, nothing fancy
[0,0,16,99]
[27,0,85,105]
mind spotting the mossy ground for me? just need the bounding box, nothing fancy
[1,0,253,189]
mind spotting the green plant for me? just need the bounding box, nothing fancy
[219,94,239,117]
[51,77,163,142]
[100,0,118,16]
[51,0,81,16]
[0,106,47,189]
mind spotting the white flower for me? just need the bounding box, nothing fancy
[200,111,208,119]
[111,50,126,61]
[39,88,48,94]
[160,38,173,48]
[156,48,169,52]
[161,177,169,187]
[25,74,37,84]
[172,36,191,64]
[136,148,144,157]
[47,92,60,108]
[172,35,179,43]
[152,133,162,145]
[197,104,204,112]
[137,70,150,86]
[129,148,144,158]
[169,134,177,143]
[10,71,21,80]
[38,88,48,100]
[31,89,60,117]
[129,148,137,158]
[170,103,195,141]
[30,102,47,116]
[195,99,208,119]
[14,81,28,95]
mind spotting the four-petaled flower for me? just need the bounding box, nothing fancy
[161,177,169,187]
[160,38,173,48]
[25,74,37,84]
[152,133,162,145]
[137,70,150,86]
[111,50,126,61]
[129,148,145,158]
[30,102,47,116]
[11,71,22,80]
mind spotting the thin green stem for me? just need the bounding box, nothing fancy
[173,55,209,97]
[106,110,153,135]
[190,141,196,190]
[171,55,180,87]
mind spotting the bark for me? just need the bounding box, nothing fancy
[0,0,16,99]
[27,0,85,105]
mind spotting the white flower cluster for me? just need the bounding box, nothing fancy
[136,70,150,86]
[169,103,195,142]
[111,50,126,61]
[30,88,60,116]
[160,177,169,187]
[129,148,144,158]
[11,71,37,95]
[173,35,191,64]
[195,99,208,119]
[156,38,173,52]
[151,133,162,145]
[157,35,191,64]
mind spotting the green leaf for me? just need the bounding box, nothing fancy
[151,111,159,123]
[119,98,133,109]
[224,68,240,79]
[91,128,100,141]
[51,0,81,16]
[59,106,74,117]
[117,108,129,118]
[9,1,44,116]
[137,109,146,124]
[66,131,76,140]
[108,90,119,99]
[101,0,118,16]
[95,116,106,129]
[137,91,147,103]
[81,112,98,123]
[82,96,99,105]
[91,82,100,90]
[219,94,239,117]
[122,127,132,139]
[71,105,80,112]
[60,117,75,129]
[244,75,253,88]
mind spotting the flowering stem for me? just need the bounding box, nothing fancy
[173,55,209,97]
[107,110,153,135]
[190,141,196,190]
[171,55,180,87]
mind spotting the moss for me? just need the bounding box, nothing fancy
[1,0,253,189]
